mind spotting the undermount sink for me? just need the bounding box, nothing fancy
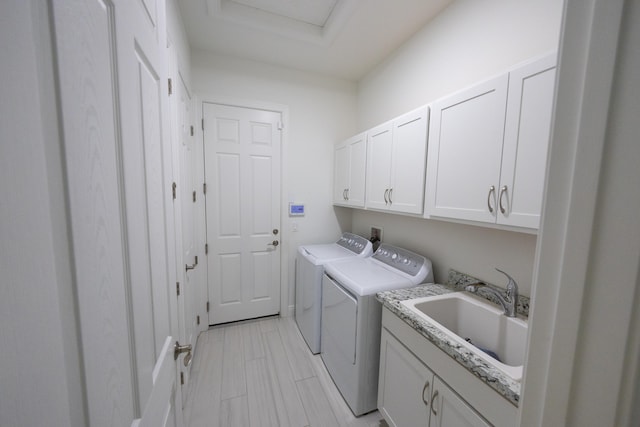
[400,292,528,381]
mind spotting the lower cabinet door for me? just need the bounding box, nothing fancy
[378,328,431,427]
[430,377,491,427]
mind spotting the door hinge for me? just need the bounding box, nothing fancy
[205,243,208,255]
[203,182,207,195]
[201,118,204,130]
[277,121,283,130]
[196,315,200,325]
[172,182,176,200]
[206,301,210,313]
[176,282,180,296]
[168,78,173,96]
[190,125,194,136]
[180,371,184,385]
[192,190,196,203]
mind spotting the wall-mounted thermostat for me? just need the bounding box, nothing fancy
[289,203,305,217]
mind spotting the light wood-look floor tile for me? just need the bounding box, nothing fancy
[184,316,387,427]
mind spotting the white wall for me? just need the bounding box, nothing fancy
[0,1,83,426]
[357,0,564,129]
[192,52,357,312]
[351,0,564,295]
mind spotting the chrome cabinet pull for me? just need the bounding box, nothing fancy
[345,188,349,200]
[388,188,393,204]
[384,189,389,204]
[487,185,496,213]
[431,389,439,416]
[422,380,430,406]
[499,185,508,214]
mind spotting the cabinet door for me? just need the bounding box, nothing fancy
[498,54,557,228]
[425,74,509,222]
[366,122,394,210]
[389,107,429,215]
[333,141,350,205]
[430,377,491,427]
[378,328,431,427]
[347,133,367,207]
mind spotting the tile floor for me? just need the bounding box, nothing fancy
[184,315,388,427]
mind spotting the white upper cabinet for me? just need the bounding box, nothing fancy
[366,106,429,215]
[425,75,509,223]
[425,54,557,229]
[333,132,367,208]
[499,54,557,228]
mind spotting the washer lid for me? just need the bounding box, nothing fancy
[324,258,414,296]
[298,243,360,265]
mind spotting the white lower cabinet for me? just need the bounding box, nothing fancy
[378,307,517,427]
[379,328,490,427]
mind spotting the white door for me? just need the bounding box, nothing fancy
[51,1,182,426]
[389,107,429,215]
[333,140,351,204]
[203,102,282,324]
[430,377,491,427]
[168,42,200,405]
[378,329,432,427]
[366,122,394,211]
[498,54,557,228]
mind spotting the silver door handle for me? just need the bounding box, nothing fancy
[384,189,389,204]
[185,255,198,271]
[499,185,508,214]
[345,188,349,200]
[487,186,496,213]
[388,188,393,204]
[422,380,430,406]
[431,389,439,416]
[268,240,279,247]
[174,341,192,361]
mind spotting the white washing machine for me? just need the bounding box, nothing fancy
[295,232,373,354]
[321,243,433,416]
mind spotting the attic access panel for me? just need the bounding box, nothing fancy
[231,0,339,27]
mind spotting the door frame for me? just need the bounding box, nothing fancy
[196,94,291,319]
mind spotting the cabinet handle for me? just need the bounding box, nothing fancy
[431,389,439,416]
[384,189,389,204]
[487,186,496,213]
[499,185,507,214]
[388,188,393,204]
[346,188,349,201]
[422,380,430,406]
[343,189,347,200]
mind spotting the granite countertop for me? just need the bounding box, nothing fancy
[376,270,528,407]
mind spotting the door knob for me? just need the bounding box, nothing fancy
[268,240,279,247]
[174,341,192,361]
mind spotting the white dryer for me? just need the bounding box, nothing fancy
[295,232,372,354]
[321,243,433,416]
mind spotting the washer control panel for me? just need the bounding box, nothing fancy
[373,243,425,277]
[336,232,371,255]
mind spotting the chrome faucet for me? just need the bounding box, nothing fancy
[465,268,519,317]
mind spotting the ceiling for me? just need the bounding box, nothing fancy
[178,0,455,81]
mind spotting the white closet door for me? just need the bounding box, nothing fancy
[52,0,181,425]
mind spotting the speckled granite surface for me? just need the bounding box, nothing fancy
[376,270,528,407]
